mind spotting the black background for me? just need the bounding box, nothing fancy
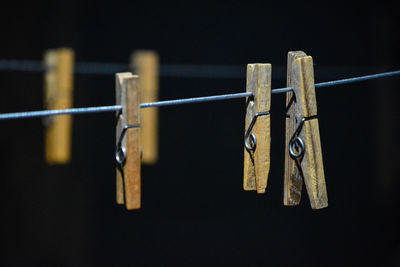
[1,1,400,266]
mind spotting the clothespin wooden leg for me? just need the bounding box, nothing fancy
[43,48,74,164]
[287,54,328,209]
[131,50,159,164]
[115,73,141,210]
[243,64,272,193]
[284,51,307,205]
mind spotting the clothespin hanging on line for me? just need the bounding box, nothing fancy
[243,63,272,193]
[284,51,328,209]
[115,73,141,210]
[43,48,74,164]
[131,50,159,164]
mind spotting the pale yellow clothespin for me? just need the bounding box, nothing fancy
[243,63,272,193]
[131,50,159,164]
[284,51,328,209]
[43,48,74,164]
[115,73,141,210]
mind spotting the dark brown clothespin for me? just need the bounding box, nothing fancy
[284,51,328,209]
[243,63,272,193]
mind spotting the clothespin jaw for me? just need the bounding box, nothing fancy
[131,50,159,164]
[243,63,271,193]
[115,73,141,210]
[43,48,74,164]
[284,52,328,209]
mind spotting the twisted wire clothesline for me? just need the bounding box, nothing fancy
[0,70,399,121]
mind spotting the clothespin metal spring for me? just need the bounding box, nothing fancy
[244,111,270,152]
[289,115,317,159]
[115,124,141,166]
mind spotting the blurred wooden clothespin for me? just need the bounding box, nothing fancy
[131,50,159,164]
[43,48,74,164]
[243,63,272,193]
[115,73,141,210]
[284,51,328,209]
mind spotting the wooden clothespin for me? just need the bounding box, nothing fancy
[115,73,141,210]
[131,50,159,164]
[43,48,74,164]
[243,64,272,193]
[283,51,328,209]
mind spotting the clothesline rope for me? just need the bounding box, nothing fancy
[0,59,388,79]
[0,69,399,121]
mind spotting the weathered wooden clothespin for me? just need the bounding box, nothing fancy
[243,64,272,193]
[284,51,328,209]
[131,50,159,164]
[43,48,74,164]
[115,73,141,210]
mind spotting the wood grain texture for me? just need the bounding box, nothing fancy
[243,63,271,193]
[131,51,159,164]
[291,56,328,209]
[283,51,306,205]
[124,76,141,210]
[44,48,74,164]
[115,72,134,205]
[115,73,141,209]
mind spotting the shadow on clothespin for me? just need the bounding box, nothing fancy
[284,51,328,209]
[115,73,141,210]
[131,50,159,164]
[243,63,272,193]
[43,48,74,164]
